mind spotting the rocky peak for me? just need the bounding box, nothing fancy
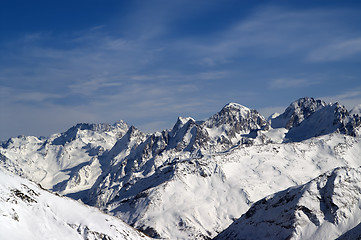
[110,125,147,154]
[333,103,361,137]
[113,120,129,131]
[205,103,252,127]
[272,97,326,129]
[204,102,269,139]
[51,122,129,146]
[170,117,196,137]
[285,102,361,141]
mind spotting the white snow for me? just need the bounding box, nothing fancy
[1,97,361,240]
[0,122,128,194]
[215,167,361,240]
[0,168,150,240]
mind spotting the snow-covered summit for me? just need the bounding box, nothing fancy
[0,121,130,194]
[52,121,129,145]
[203,102,269,147]
[271,97,326,129]
[1,97,361,240]
[285,102,361,141]
[205,102,268,129]
[269,97,361,142]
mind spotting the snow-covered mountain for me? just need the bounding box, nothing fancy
[214,166,361,240]
[0,168,150,240]
[271,97,361,141]
[1,97,361,239]
[0,121,128,194]
[271,97,326,129]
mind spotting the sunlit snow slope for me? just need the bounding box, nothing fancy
[1,97,361,240]
[215,166,361,240]
[0,168,151,240]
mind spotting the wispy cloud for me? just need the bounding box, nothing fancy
[269,78,320,89]
[69,78,123,96]
[0,87,63,103]
[307,37,361,62]
[320,89,361,110]
[176,7,361,65]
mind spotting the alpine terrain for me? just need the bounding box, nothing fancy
[0,168,150,240]
[1,97,361,239]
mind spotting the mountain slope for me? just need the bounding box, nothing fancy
[285,102,361,142]
[0,121,129,194]
[271,97,326,129]
[214,166,361,240]
[0,168,150,240]
[1,97,361,239]
[271,97,361,142]
[84,133,361,239]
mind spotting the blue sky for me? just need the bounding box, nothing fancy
[1,0,361,140]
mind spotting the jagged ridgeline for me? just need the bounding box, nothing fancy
[1,97,361,240]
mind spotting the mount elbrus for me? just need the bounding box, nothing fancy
[1,97,361,240]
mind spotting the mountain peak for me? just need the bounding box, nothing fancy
[271,97,326,129]
[203,102,269,144]
[222,102,249,110]
[177,116,196,125]
[113,120,129,129]
[170,117,197,136]
[51,122,129,146]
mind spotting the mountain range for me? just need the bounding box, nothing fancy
[1,97,361,239]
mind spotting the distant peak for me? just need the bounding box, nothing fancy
[222,102,249,111]
[177,116,195,125]
[290,97,326,109]
[128,125,140,133]
[204,101,269,134]
[170,117,196,134]
[272,97,327,129]
[113,120,129,129]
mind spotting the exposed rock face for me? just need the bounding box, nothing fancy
[204,103,269,133]
[270,97,361,142]
[203,103,270,147]
[285,102,361,142]
[271,97,326,129]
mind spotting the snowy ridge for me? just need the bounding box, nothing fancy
[0,121,129,194]
[271,97,326,129]
[0,168,150,240]
[271,97,361,142]
[84,131,361,238]
[1,97,361,239]
[286,102,361,141]
[214,166,361,240]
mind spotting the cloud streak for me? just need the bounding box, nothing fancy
[307,37,361,62]
[269,78,320,89]
[319,89,361,110]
